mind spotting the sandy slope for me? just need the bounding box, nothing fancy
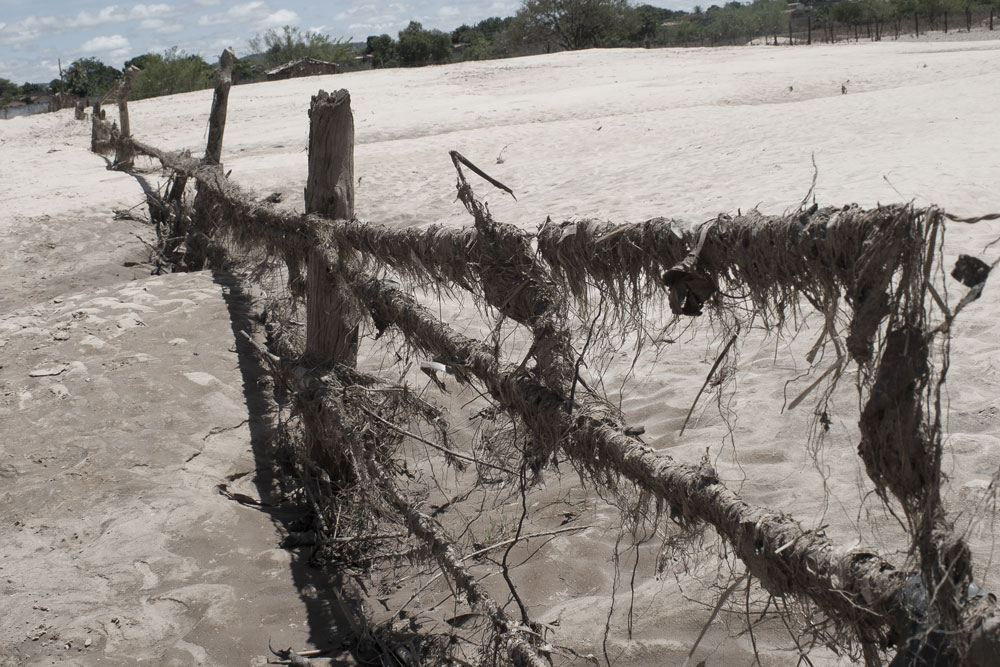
[2,38,1000,666]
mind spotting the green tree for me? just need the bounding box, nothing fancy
[451,23,485,44]
[397,21,452,66]
[890,0,918,36]
[859,0,893,39]
[0,78,22,104]
[248,25,356,69]
[232,57,264,84]
[451,17,516,60]
[365,34,397,67]
[64,57,121,97]
[703,2,750,45]
[124,53,163,71]
[129,48,215,101]
[21,82,44,96]
[476,16,515,40]
[751,0,789,44]
[665,18,704,45]
[633,3,685,41]
[514,0,639,50]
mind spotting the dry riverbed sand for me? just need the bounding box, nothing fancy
[2,37,1000,666]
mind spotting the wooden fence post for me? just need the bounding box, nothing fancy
[304,89,359,367]
[184,48,235,269]
[90,102,110,154]
[113,66,140,170]
[204,48,235,165]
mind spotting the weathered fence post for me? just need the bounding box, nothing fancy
[74,101,85,120]
[185,48,235,269]
[304,89,359,367]
[204,48,235,165]
[113,66,140,170]
[90,102,110,154]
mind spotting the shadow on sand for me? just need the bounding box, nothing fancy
[214,269,367,666]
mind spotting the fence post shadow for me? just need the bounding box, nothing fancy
[213,269,363,663]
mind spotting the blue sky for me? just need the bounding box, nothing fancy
[0,1,695,84]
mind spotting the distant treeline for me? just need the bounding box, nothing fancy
[4,0,998,106]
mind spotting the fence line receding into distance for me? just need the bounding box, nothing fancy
[84,50,1000,667]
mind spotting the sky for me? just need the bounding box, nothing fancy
[0,1,697,84]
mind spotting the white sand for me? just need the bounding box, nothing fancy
[2,39,1000,666]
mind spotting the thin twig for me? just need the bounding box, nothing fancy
[392,524,591,620]
[681,573,749,667]
[502,428,531,624]
[355,403,514,475]
[450,150,517,200]
[680,331,739,436]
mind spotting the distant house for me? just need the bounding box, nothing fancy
[265,57,340,81]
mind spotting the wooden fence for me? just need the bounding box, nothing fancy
[88,51,1000,666]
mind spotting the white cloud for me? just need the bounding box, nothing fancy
[0,23,39,45]
[199,1,267,26]
[70,6,128,28]
[260,8,298,28]
[0,13,61,46]
[139,18,182,34]
[335,3,376,20]
[129,4,175,20]
[198,2,301,29]
[437,6,460,17]
[348,22,394,34]
[208,36,238,51]
[81,33,131,58]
